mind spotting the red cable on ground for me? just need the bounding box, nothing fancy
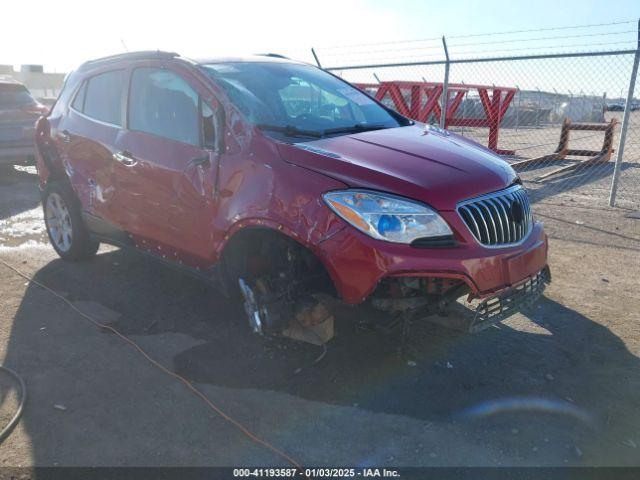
[0,259,302,469]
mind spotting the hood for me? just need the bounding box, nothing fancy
[276,124,518,211]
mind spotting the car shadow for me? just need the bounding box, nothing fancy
[3,247,640,464]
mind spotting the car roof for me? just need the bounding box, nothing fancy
[77,51,305,72]
[196,54,305,65]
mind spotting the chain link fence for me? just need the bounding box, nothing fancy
[309,26,640,211]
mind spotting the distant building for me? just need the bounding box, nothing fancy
[0,64,66,101]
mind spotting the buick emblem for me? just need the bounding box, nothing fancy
[510,200,524,223]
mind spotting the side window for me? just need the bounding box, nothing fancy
[82,70,126,125]
[129,68,199,146]
[71,81,87,112]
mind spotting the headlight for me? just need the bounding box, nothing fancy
[323,190,452,244]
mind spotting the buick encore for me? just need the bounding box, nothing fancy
[35,51,550,336]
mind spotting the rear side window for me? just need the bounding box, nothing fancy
[0,83,36,109]
[128,68,199,145]
[71,82,87,111]
[79,70,126,126]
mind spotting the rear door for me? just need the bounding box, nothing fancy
[114,65,219,265]
[58,69,127,226]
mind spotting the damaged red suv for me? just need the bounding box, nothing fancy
[35,51,549,336]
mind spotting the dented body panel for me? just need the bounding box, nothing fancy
[318,220,547,304]
[35,52,549,321]
[277,125,518,212]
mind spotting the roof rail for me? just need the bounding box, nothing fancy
[78,50,180,70]
[255,53,290,59]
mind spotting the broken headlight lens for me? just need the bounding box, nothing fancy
[323,190,452,244]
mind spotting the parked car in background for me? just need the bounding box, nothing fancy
[0,77,48,169]
[605,102,640,112]
[34,51,549,339]
[606,103,625,112]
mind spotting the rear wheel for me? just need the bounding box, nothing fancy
[43,182,99,261]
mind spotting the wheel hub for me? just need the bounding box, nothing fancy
[45,193,73,252]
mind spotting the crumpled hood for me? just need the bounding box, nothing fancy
[277,124,518,211]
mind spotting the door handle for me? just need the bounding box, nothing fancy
[112,151,137,167]
[60,129,71,143]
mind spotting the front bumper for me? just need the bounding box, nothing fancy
[468,266,550,332]
[317,213,549,305]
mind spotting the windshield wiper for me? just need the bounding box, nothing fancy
[322,123,389,136]
[256,124,323,138]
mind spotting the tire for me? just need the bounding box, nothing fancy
[43,181,99,261]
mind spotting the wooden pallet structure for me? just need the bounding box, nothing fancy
[511,117,618,181]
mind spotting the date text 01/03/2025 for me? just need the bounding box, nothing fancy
[232,468,401,478]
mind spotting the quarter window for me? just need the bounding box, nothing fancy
[71,82,87,112]
[81,70,126,126]
[128,68,199,146]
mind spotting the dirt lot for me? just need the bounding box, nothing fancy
[0,164,639,468]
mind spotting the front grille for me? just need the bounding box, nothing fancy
[457,185,532,247]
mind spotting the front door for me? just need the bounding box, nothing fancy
[114,66,219,266]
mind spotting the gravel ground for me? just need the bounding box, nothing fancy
[0,165,638,468]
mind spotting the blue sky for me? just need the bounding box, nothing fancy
[307,1,639,97]
[311,0,639,65]
[358,0,639,43]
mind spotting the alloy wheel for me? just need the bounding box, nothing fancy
[45,192,73,252]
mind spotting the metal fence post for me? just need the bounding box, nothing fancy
[461,81,467,135]
[440,36,450,129]
[609,19,640,207]
[515,86,521,131]
[536,87,542,127]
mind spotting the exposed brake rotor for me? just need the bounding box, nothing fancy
[238,278,266,334]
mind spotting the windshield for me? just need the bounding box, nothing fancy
[200,62,406,138]
[0,83,36,109]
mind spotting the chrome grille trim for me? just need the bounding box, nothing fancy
[457,185,533,248]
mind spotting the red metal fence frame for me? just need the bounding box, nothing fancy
[355,81,517,155]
